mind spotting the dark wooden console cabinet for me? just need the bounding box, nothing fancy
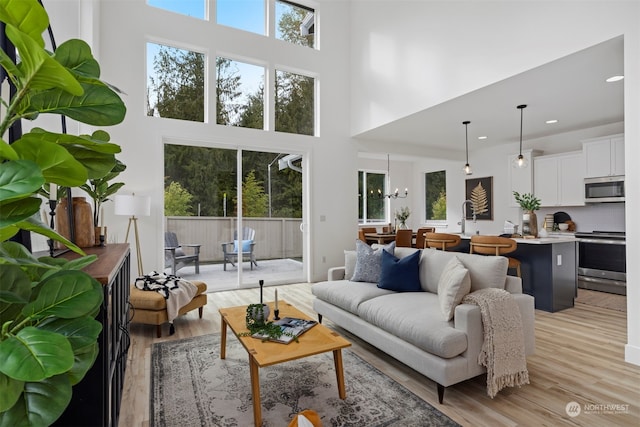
[54,244,131,427]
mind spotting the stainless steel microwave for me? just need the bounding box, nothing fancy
[584,175,625,203]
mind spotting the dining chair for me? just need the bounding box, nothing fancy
[424,232,461,251]
[414,227,436,248]
[395,229,413,247]
[469,235,521,277]
[359,227,377,244]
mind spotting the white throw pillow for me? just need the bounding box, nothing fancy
[437,256,471,321]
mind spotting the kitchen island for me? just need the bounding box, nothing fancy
[453,234,577,312]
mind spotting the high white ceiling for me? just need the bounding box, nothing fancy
[353,36,624,158]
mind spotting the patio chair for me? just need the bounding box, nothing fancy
[164,231,201,275]
[221,226,258,271]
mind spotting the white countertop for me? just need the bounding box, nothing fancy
[458,233,577,244]
[512,236,578,244]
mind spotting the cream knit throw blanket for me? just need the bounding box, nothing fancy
[462,288,529,398]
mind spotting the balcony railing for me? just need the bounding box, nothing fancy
[165,216,303,263]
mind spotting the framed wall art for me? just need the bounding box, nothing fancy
[465,176,493,220]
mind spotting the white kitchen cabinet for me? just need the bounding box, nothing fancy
[534,151,585,207]
[507,150,539,207]
[582,134,624,178]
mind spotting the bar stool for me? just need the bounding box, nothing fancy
[469,235,521,277]
[424,232,461,251]
[395,229,413,247]
[414,227,436,248]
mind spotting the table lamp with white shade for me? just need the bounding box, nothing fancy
[114,194,151,276]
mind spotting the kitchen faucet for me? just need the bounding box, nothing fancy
[460,200,476,235]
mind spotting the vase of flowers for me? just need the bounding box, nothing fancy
[395,206,411,230]
[513,191,541,237]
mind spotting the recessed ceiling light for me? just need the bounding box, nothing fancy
[545,119,558,124]
[477,136,487,140]
[606,75,624,82]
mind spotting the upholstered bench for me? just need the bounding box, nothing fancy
[129,280,208,337]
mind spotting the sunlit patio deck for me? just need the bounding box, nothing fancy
[169,258,305,293]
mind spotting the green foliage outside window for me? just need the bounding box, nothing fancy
[234,170,268,217]
[164,181,194,216]
[425,171,447,220]
[147,44,204,122]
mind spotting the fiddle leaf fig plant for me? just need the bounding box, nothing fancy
[0,0,126,425]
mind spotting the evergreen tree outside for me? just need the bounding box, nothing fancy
[432,192,447,220]
[234,170,268,217]
[165,181,194,216]
[425,171,447,220]
[147,44,204,122]
[276,1,314,48]
[155,7,309,219]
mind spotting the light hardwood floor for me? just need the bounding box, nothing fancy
[118,284,639,427]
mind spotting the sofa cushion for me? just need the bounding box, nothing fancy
[420,249,507,292]
[311,280,394,315]
[437,256,471,321]
[351,240,395,283]
[344,250,356,279]
[357,293,468,359]
[378,249,422,292]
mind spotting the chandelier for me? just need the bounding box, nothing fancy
[377,154,408,199]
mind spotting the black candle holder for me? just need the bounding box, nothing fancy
[47,199,57,257]
[259,279,264,304]
[99,233,105,247]
[273,309,280,320]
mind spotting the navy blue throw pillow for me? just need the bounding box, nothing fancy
[377,249,422,292]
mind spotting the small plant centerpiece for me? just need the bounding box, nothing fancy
[242,281,295,342]
[513,191,541,237]
[395,206,411,230]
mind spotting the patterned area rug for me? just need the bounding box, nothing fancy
[151,334,460,427]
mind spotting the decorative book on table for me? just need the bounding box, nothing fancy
[252,317,318,344]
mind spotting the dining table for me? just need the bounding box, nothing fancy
[364,232,417,245]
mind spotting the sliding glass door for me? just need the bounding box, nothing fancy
[164,143,304,290]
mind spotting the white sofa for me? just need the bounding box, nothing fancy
[311,246,535,403]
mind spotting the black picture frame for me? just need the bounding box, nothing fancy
[465,176,493,220]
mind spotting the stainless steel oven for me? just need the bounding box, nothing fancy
[575,231,626,295]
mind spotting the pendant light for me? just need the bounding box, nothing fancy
[514,104,528,168]
[462,121,472,175]
[378,154,408,199]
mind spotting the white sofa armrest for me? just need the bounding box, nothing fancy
[505,275,522,294]
[328,266,346,281]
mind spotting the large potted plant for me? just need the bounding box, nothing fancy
[0,1,126,425]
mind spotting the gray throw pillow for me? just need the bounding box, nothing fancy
[351,240,395,283]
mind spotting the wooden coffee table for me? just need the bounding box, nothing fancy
[219,301,351,427]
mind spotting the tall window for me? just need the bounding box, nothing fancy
[275,70,314,136]
[216,57,265,129]
[147,43,205,122]
[425,171,446,221]
[359,171,386,224]
[276,0,315,48]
